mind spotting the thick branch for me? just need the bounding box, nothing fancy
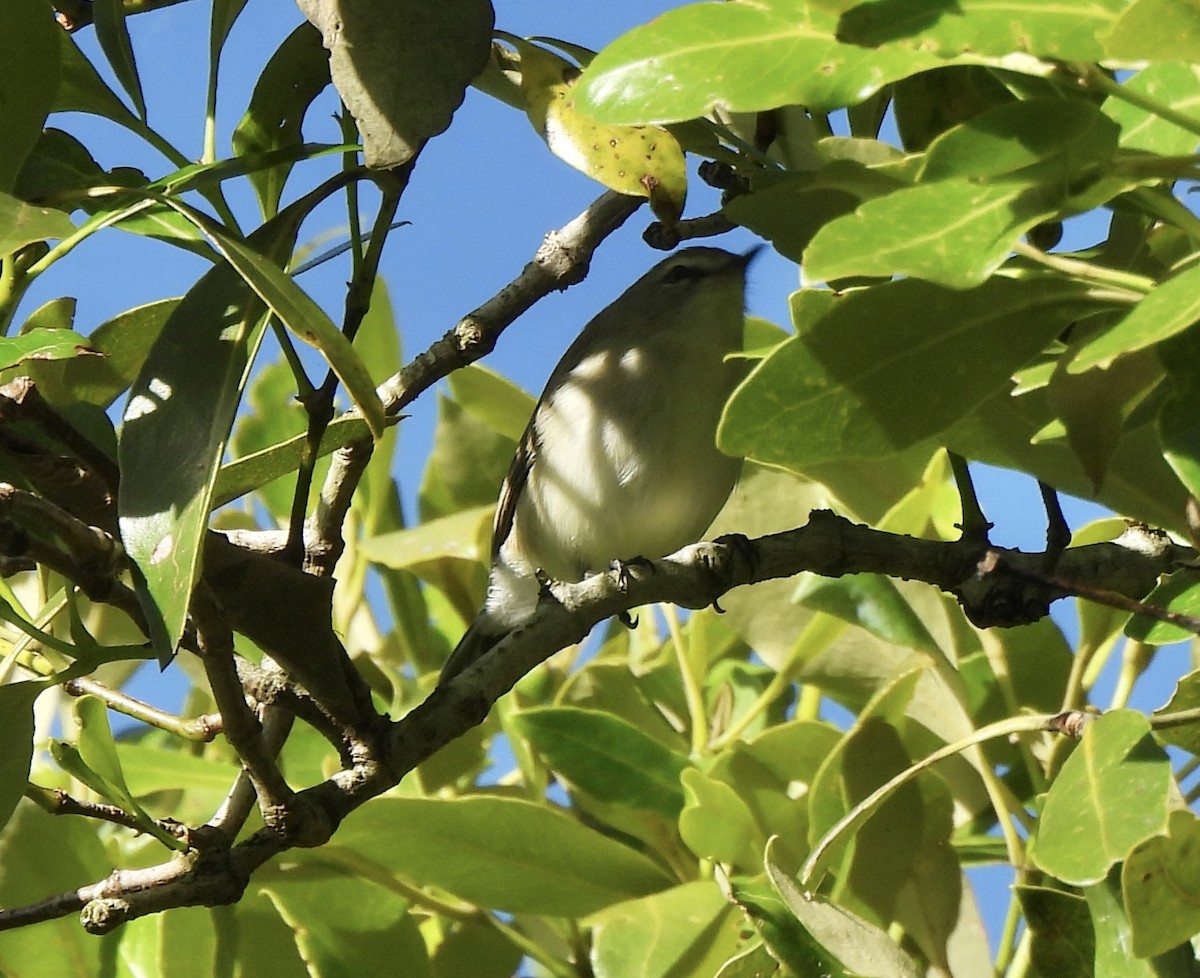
[8,510,1185,935]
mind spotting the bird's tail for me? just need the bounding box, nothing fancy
[439,618,504,683]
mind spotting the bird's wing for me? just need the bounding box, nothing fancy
[492,421,537,557]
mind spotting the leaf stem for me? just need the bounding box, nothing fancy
[1010,242,1155,296]
[664,605,708,756]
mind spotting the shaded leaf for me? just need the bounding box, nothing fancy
[0,192,76,254]
[92,0,146,121]
[1123,808,1200,959]
[722,277,1101,469]
[765,840,921,978]
[1016,885,1095,978]
[28,299,176,409]
[118,208,307,661]
[0,0,59,194]
[334,796,672,916]
[258,869,429,978]
[513,706,691,818]
[231,23,331,215]
[838,0,1123,61]
[296,0,493,168]
[0,683,42,834]
[52,29,140,128]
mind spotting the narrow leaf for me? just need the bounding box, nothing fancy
[231,23,331,214]
[0,329,99,370]
[0,0,60,194]
[91,0,147,120]
[0,682,43,834]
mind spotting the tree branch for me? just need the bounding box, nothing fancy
[5,509,1185,935]
[307,190,646,564]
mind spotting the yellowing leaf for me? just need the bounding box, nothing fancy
[504,35,686,224]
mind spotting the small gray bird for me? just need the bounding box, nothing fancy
[440,246,757,682]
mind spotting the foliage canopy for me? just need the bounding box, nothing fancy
[1,0,1199,975]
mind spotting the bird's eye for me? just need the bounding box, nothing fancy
[662,263,702,285]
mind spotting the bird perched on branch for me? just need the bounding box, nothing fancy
[440,245,758,682]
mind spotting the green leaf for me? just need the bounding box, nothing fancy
[1101,0,1200,62]
[1046,349,1162,492]
[804,178,1062,287]
[18,296,76,333]
[215,414,372,510]
[150,195,386,438]
[92,0,146,121]
[1070,265,1200,372]
[231,23,331,215]
[575,2,946,123]
[1031,710,1172,885]
[725,876,852,978]
[1125,571,1200,646]
[678,767,765,869]
[1123,809,1200,959]
[257,868,429,978]
[27,298,176,409]
[588,882,739,978]
[722,277,1100,469]
[919,97,1119,182]
[794,573,941,653]
[1086,869,1198,978]
[0,683,42,834]
[1016,885,1095,978]
[838,0,1124,61]
[0,803,111,977]
[52,29,140,129]
[0,329,99,370]
[210,0,249,62]
[764,840,922,978]
[296,0,493,168]
[118,207,307,661]
[505,36,687,223]
[120,907,219,978]
[448,364,536,442]
[723,163,903,264]
[1151,671,1200,754]
[512,706,691,818]
[0,191,76,254]
[333,796,672,916]
[1103,63,1200,155]
[0,0,60,194]
[359,505,493,571]
[1159,376,1200,503]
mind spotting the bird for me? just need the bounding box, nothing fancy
[439,245,758,682]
